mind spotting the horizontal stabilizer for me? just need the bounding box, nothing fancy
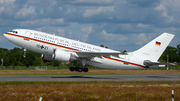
[144,60,175,67]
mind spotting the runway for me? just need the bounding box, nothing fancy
[0,74,180,81]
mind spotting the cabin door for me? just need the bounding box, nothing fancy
[25,31,33,38]
[24,31,33,45]
[124,55,130,65]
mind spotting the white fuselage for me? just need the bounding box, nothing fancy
[4,29,147,69]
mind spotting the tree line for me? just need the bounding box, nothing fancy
[159,44,180,63]
[0,48,41,66]
[0,44,180,66]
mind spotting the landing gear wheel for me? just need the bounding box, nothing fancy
[70,67,74,71]
[75,67,79,71]
[84,68,88,72]
[79,67,83,72]
[22,54,26,58]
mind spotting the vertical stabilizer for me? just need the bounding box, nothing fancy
[134,33,174,61]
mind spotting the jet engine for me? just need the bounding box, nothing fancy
[52,49,77,62]
[41,54,55,62]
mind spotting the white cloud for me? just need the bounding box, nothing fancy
[59,7,62,11]
[83,6,115,17]
[81,24,93,41]
[100,30,128,42]
[0,0,16,15]
[0,0,15,3]
[108,17,113,19]
[55,28,72,38]
[155,3,166,11]
[71,26,77,29]
[135,33,148,45]
[154,0,180,23]
[52,18,64,24]
[66,7,76,14]
[137,23,151,28]
[74,0,113,4]
[40,9,44,14]
[155,3,173,22]
[0,0,180,50]
[81,24,93,34]
[18,18,64,27]
[56,28,65,36]
[16,5,36,17]
[36,27,45,31]
[0,7,4,13]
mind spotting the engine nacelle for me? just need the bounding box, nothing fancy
[41,54,55,62]
[52,49,77,62]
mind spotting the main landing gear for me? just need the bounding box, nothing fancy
[70,59,89,72]
[70,67,88,72]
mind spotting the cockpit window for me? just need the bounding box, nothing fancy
[10,31,18,34]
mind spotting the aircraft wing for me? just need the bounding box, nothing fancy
[74,51,128,59]
[144,60,175,67]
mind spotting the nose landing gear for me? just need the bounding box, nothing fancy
[23,49,26,58]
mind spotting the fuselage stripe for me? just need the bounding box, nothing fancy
[103,56,147,68]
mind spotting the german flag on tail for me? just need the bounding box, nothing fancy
[155,41,161,46]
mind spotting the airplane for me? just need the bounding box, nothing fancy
[4,29,175,72]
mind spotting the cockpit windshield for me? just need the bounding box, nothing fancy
[10,30,18,34]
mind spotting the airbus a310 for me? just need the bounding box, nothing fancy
[4,29,175,72]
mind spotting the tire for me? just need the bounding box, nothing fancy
[79,67,83,72]
[70,67,74,71]
[75,67,79,71]
[22,55,26,58]
[84,68,88,72]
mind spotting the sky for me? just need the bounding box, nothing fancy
[0,0,180,52]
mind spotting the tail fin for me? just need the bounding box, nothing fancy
[134,33,175,61]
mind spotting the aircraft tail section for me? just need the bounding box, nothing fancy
[134,33,175,61]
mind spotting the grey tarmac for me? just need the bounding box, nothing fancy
[0,74,180,81]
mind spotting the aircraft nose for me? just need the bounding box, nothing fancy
[4,33,8,39]
[4,32,12,41]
